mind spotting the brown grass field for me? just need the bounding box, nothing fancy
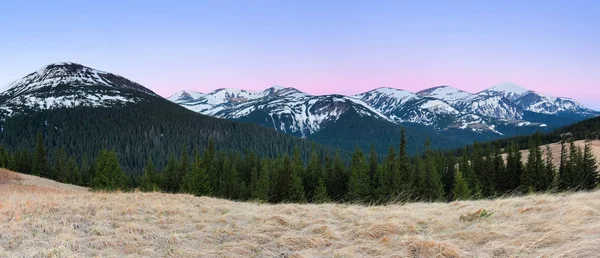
[503,140,600,166]
[2,168,600,257]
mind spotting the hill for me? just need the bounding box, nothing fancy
[505,140,600,166]
[1,169,599,257]
[0,63,335,174]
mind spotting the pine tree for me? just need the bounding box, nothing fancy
[0,146,7,168]
[347,148,371,202]
[162,155,179,193]
[140,157,160,192]
[7,153,16,172]
[559,140,571,190]
[368,144,379,201]
[221,156,240,199]
[15,149,32,175]
[290,148,307,202]
[181,154,212,196]
[175,145,190,192]
[80,156,91,187]
[423,139,445,201]
[32,133,50,178]
[581,139,599,190]
[452,169,471,201]
[522,133,545,192]
[274,155,305,203]
[379,146,397,201]
[66,156,81,185]
[567,139,582,190]
[91,150,129,191]
[544,145,558,190]
[312,178,331,204]
[458,154,480,198]
[304,145,321,201]
[491,144,505,196]
[505,142,523,192]
[54,147,68,183]
[250,160,271,201]
[203,138,218,192]
[398,127,411,194]
[326,153,348,201]
[471,141,489,196]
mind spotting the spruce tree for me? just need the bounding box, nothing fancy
[54,147,68,183]
[544,145,558,190]
[379,146,398,201]
[423,140,445,201]
[250,160,270,201]
[505,142,523,192]
[559,140,571,190]
[203,138,218,192]
[347,148,371,202]
[326,152,347,201]
[0,146,7,168]
[304,146,321,201]
[452,169,471,201]
[140,157,159,192]
[32,133,50,178]
[398,127,411,194]
[274,155,305,203]
[221,156,240,199]
[581,139,599,190]
[368,144,379,200]
[567,139,582,190]
[312,178,331,204]
[491,144,505,196]
[176,145,190,192]
[522,133,545,192]
[66,156,81,185]
[91,150,129,191]
[290,149,307,202]
[181,154,212,196]
[162,155,179,193]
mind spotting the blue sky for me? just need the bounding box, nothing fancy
[1,0,599,108]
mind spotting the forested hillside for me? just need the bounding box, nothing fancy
[0,95,333,176]
[453,116,600,157]
[3,125,597,204]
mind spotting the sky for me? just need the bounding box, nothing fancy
[0,0,599,108]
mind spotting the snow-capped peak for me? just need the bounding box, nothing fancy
[0,62,158,117]
[416,85,475,103]
[483,82,529,96]
[364,87,416,99]
[167,90,204,102]
[1,62,155,96]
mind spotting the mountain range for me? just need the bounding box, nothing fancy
[169,82,598,140]
[0,62,597,160]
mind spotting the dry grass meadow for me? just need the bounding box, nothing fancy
[2,168,600,257]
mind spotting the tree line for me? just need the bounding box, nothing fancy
[2,130,598,203]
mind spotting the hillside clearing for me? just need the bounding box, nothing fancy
[1,169,600,257]
[503,139,600,166]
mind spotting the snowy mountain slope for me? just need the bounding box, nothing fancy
[478,82,530,101]
[416,86,476,104]
[480,83,598,117]
[168,87,393,137]
[355,87,459,127]
[168,90,204,103]
[417,85,523,120]
[0,62,157,116]
[172,83,596,137]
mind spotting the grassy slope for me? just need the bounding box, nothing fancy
[502,139,600,166]
[1,169,600,257]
